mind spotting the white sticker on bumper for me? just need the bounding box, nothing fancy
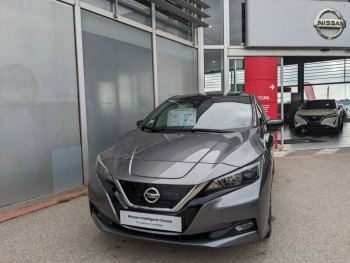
[120,211,182,232]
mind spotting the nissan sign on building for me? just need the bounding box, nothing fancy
[246,0,350,47]
[313,8,346,40]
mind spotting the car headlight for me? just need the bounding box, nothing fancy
[96,155,114,183]
[295,113,303,119]
[205,159,262,192]
[326,113,338,118]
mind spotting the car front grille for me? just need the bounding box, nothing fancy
[304,115,324,122]
[119,181,194,209]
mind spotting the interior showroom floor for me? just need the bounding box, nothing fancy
[277,121,350,151]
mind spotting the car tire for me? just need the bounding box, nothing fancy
[334,127,340,135]
[340,119,344,131]
[265,198,272,239]
[295,128,302,134]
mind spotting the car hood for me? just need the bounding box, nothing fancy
[298,109,336,116]
[101,127,264,184]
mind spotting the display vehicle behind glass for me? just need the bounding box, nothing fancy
[294,99,344,134]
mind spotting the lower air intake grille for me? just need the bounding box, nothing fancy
[119,181,194,209]
[304,115,324,122]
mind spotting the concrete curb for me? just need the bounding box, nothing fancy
[0,189,88,223]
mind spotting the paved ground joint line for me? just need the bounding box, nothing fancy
[314,148,340,155]
[274,151,295,157]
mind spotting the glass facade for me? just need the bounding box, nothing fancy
[229,59,245,92]
[229,0,245,46]
[155,3,194,42]
[83,0,115,12]
[305,59,350,85]
[203,0,224,45]
[81,10,154,178]
[0,0,83,207]
[303,59,350,110]
[278,64,298,87]
[156,36,198,104]
[204,50,224,92]
[118,0,152,26]
[0,0,198,209]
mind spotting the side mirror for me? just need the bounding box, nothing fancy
[346,108,348,111]
[266,119,283,132]
[136,119,144,127]
[338,105,342,110]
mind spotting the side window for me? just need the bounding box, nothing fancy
[256,105,265,126]
[255,98,267,129]
[256,105,262,124]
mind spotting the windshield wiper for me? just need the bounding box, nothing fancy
[142,127,163,133]
[190,128,229,133]
[142,127,183,133]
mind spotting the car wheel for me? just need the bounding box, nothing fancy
[295,128,302,134]
[340,119,344,131]
[265,197,272,239]
[334,126,340,135]
[333,118,341,134]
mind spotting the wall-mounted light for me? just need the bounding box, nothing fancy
[212,61,216,63]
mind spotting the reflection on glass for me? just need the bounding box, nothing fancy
[278,86,298,121]
[156,36,198,104]
[81,11,154,179]
[203,0,224,45]
[0,0,83,207]
[229,0,245,46]
[304,84,346,102]
[304,59,349,85]
[118,0,151,27]
[155,2,193,41]
[278,64,298,87]
[204,50,224,92]
[83,0,115,12]
[229,59,245,92]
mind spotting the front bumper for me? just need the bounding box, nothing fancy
[295,116,339,129]
[91,211,259,248]
[88,163,272,248]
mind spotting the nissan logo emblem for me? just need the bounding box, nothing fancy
[143,187,160,203]
[314,8,346,40]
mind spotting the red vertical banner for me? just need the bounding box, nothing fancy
[245,57,278,149]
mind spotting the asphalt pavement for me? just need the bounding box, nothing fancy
[1,148,350,263]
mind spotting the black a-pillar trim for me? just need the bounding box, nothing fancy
[298,58,305,104]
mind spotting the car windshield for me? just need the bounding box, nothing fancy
[143,96,252,132]
[302,100,336,110]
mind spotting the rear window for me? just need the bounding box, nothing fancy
[302,100,336,110]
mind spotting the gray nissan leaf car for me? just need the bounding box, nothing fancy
[88,92,283,248]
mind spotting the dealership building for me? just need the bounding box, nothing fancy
[1,0,350,210]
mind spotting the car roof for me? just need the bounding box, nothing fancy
[170,92,253,100]
[306,99,334,101]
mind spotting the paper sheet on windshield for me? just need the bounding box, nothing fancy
[167,108,197,126]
